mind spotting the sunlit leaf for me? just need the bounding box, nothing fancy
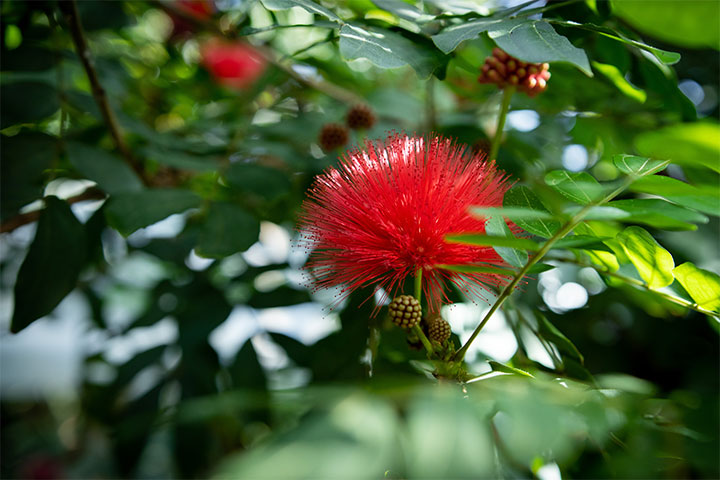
[673,262,720,312]
[612,154,669,176]
[545,170,605,205]
[489,361,534,377]
[260,0,342,22]
[634,123,720,173]
[437,263,515,276]
[629,176,720,216]
[608,199,709,231]
[616,226,675,289]
[563,205,631,221]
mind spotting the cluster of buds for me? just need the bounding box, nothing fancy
[478,48,551,96]
[318,104,376,152]
[427,314,451,344]
[388,295,422,329]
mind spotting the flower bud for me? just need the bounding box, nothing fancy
[389,295,422,329]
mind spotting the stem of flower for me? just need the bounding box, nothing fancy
[489,86,515,161]
[453,176,637,362]
[413,268,434,355]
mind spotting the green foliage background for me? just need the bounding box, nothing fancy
[1,0,718,478]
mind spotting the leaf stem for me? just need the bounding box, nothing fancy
[413,268,434,355]
[489,86,515,161]
[453,176,636,362]
[550,256,720,319]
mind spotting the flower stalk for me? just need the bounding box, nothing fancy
[489,86,515,161]
[413,268,434,356]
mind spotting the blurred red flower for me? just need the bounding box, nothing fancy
[298,134,513,312]
[200,40,267,90]
[171,0,215,38]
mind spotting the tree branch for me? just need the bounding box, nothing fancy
[0,187,106,234]
[58,0,147,183]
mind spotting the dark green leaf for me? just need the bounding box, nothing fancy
[141,146,221,172]
[105,189,202,236]
[196,202,260,258]
[339,24,444,78]
[484,214,532,267]
[225,164,291,200]
[437,263,515,276]
[230,339,267,390]
[536,312,584,363]
[545,170,605,205]
[0,82,59,128]
[502,185,562,238]
[0,132,57,221]
[11,197,86,332]
[66,141,143,195]
[490,20,592,76]
[551,235,613,250]
[608,199,709,231]
[616,226,675,289]
[431,18,523,54]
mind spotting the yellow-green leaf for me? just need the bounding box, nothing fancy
[673,262,720,312]
[616,226,675,289]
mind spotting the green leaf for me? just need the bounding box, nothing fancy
[490,20,592,76]
[66,142,143,195]
[11,197,86,333]
[141,146,220,172]
[0,132,57,221]
[488,361,534,377]
[610,0,720,50]
[536,312,584,363]
[634,123,720,173]
[612,154,669,176]
[0,82,60,129]
[431,18,522,54]
[260,0,342,22]
[446,233,539,251]
[339,24,444,78]
[673,262,720,312]
[106,189,202,236]
[629,176,720,216]
[437,263,516,276]
[196,203,260,258]
[225,164,291,200]
[592,62,646,103]
[551,235,613,250]
[563,205,631,221]
[502,185,562,238]
[616,226,674,289]
[372,0,434,22]
[550,20,681,64]
[545,170,605,205]
[608,199,709,231]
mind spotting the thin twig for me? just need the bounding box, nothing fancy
[489,86,514,161]
[549,256,720,319]
[58,0,146,183]
[0,187,106,234]
[453,176,637,362]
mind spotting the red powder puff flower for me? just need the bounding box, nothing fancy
[298,134,514,313]
[200,39,267,90]
[171,0,215,38]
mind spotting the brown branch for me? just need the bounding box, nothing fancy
[57,0,147,183]
[0,187,106,234]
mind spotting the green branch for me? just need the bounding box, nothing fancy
[453,176,637,362]
[489,86,515,161]
[413,268,434,355]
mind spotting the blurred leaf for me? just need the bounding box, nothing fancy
[230,339,267,390]
[66,141,143,195]
[0,82,59,128]
[592,62,647,101]
[260,0,342,22]
[552,235,613,250]
[105,189,202,236]
[1,45,58,72]
[608,198,709,231]
[372,0,435,22]
[545,170,605,205]
[339,24,444,78]
[490,20,592,76]
[673,262,720,312]
[564,205,631,221]
[225,164,291,200]
[248,286,312,308]
[629,176,720,216]
[438,263,515,276]
[502,185,561,238]
[196,202,259,258]
[616,226,674,289]
[596,373,657,395]
[610,0,720,49]
[11,197,86,332]
[634,123,720,173]
[613,154,669,176]
[269,332,313,367]
[0,132,56,221]
[141,146,221,172]
[77,1,131,31]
